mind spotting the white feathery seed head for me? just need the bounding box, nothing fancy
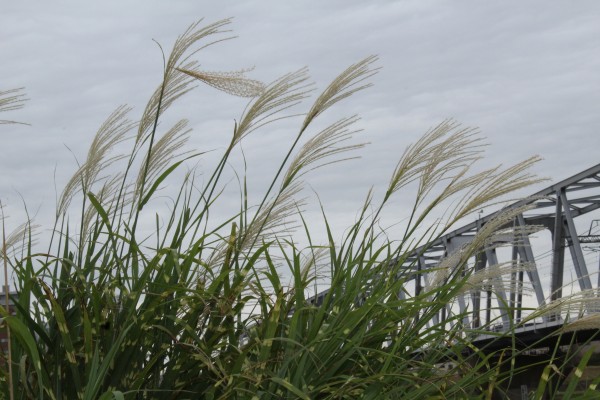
[177,67,265,98]
[0,88,28,125]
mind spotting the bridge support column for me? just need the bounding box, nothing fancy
[550,193,565,321]
[516,214,546,310]
[471,252,486,328]
[509,245,524,322]
[560,190,592,291]
[551,194,565,307]
[485,248,511,328]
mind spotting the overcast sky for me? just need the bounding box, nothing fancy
[2,1,600,250]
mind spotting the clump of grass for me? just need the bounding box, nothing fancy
[0,19,570,399]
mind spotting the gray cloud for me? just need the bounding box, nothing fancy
[2,1,600,246]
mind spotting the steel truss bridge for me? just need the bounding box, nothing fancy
[316,163,600,349]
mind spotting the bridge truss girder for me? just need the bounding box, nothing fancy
[401,163,600,333]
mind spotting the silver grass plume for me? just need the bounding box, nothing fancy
[535,289,600,321]
[425,244,467,292]
[82,173,130,240]
[386,120,484,202]
[245,181,305,245]
[137,61,198,143]
[177,67,265,98]
[58,106,135,216]
[468,204,538,252]
[278,246,330,298]
[0,88,28,125]
[426,204,536,291]
[383,121,542,243]
[299,246,330,283]
[133,67,197,218]
[206,182,305,268]
[302,56,379,129]
[435,166,501,213]
[135,119,192,203]
[283,115,366,187]
[561,313,600,333]
[415,124,484,205]
[446,156,543,226]
[137,19,233,143]
[246,58,379,250]
[459,261,535,295]
[1,220,39,260]
[483,224,545,250]
[232,68,313,147]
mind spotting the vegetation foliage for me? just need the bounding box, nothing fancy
[1,19,599,399]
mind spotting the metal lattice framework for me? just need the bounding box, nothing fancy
[312,163,600,343]
[402,163,600,339]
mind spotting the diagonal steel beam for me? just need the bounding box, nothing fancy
[485,248,511,328]
[516,214,546,307]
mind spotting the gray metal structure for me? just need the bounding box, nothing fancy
[407,162,600,334]
[314,163,600,339]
